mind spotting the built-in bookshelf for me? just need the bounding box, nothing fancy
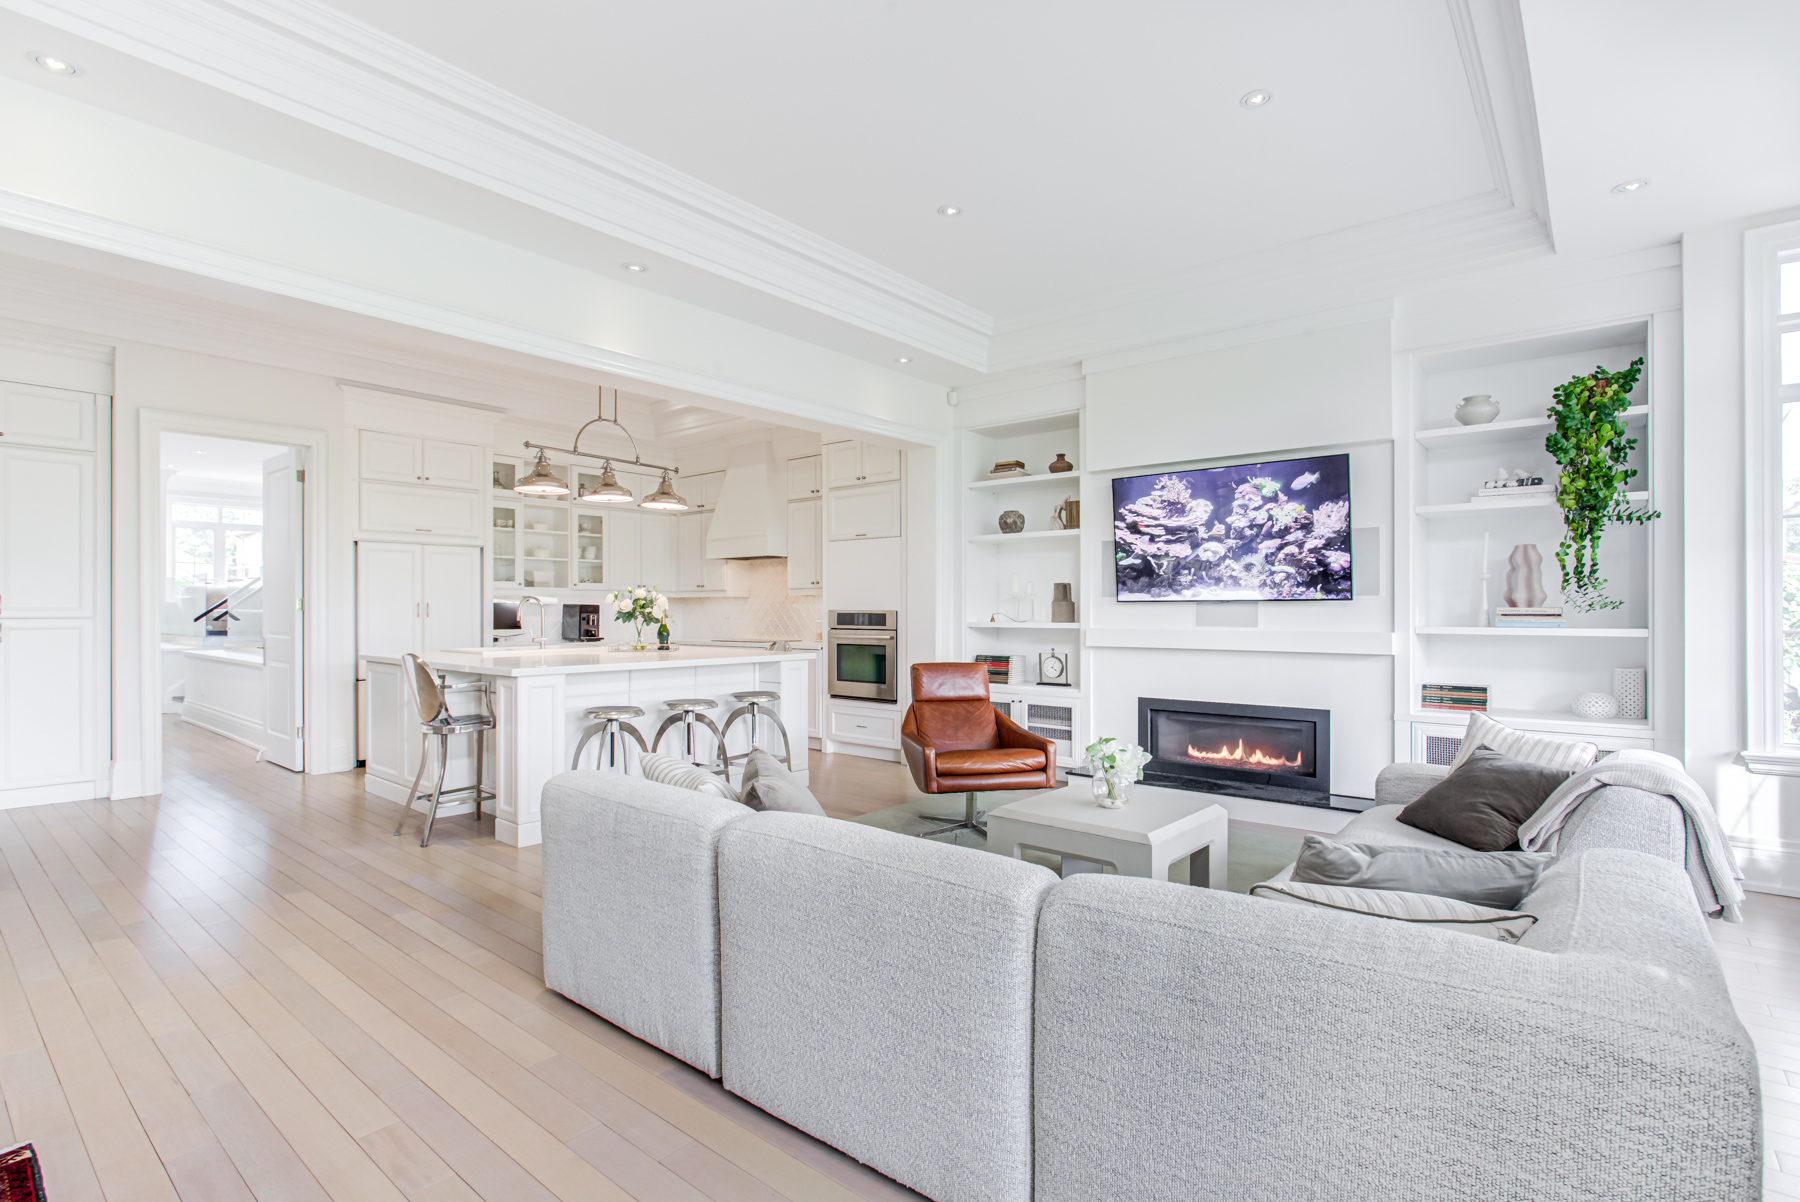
[1398,318,1666,759]
[957,411,1087,756]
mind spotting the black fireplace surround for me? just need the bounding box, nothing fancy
[1138,697,1332,806]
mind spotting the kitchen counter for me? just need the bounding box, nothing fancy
[362,646,809,847]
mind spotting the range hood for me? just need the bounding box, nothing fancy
[705,442,790,560]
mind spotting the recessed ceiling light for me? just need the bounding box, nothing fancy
[937,205,961,217]
[1240,89,1273,107]
[33,53,77,74]
[1612,178,1651,193]
[622,262,647,272]
[895,357,911,364]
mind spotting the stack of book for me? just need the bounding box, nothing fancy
[1494,606,1565,628]
[1475,483,1554,499]
[988,460,1029,479]
[974,654,1012,685]
[1421,683,1488,712]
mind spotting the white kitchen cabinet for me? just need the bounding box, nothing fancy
[642,515,677,590]
[0,386,107,807]
[356,541,481,662]
[674,511,728,595]
[786,498,821,592]
[826,480,903,541]
[684,471,725,512]
[1,381,97,451]
[359,431,483,489]
[824,441,901,488]
[604,510,641,589]
[359,481,484,539]
[786,455,822,499]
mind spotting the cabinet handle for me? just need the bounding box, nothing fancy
[855,533,866,538]
[416,603,421,617]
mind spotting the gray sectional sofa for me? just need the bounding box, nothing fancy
[540,764,1761,1202]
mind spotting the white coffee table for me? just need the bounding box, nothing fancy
[985,781,1230,887]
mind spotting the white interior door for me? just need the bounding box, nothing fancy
[262,449,305,771]
[422,544,482,655]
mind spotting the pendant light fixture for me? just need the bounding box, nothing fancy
[513,448,569,496]
[513,386,688,511]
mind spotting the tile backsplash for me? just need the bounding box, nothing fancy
[671,558,822,642]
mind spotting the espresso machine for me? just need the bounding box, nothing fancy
[561,603,603,642]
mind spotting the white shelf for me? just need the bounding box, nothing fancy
[1087,627,1395,656]
[992,683,1084,699]
[1415,404,1648,448]
[968,529,1080,544]
[1416,626,1649,638]
[966,621,1080,630]
[1411,708,1652,737]
[1416,490,1647,518]
[968,472,1082,492]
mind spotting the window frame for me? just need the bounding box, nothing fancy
[165,492,264,594]
[1744,220,1800,772]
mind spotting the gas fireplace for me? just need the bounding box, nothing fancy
[1138,697,1332,805]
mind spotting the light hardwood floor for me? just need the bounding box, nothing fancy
[3,718,1796,1200]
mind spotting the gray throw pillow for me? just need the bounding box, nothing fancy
[1397,747,1572,852]
[1291,835,1552,910]
[738,748,827,815]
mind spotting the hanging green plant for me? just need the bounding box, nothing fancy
[1544,357,1658,611]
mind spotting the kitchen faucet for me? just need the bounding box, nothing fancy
[517,595,551,647]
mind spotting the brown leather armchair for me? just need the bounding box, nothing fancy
[901,663,1056,838]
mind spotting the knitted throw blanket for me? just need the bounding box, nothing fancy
[1517,749,1746,922]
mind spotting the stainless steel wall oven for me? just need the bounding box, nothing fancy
[827,610,898,702]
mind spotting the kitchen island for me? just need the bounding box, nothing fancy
[362,644,812,846]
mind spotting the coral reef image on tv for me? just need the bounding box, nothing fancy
[1113,453,1353,602]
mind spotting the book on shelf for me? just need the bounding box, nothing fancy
[974,654,1011,684]
[1475,484,1555,498]
[1421,683,1488,711]
[1494,605,1565,629]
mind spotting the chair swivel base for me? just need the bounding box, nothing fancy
[921,791,987,839]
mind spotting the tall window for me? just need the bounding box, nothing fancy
[170,500,262,591]
[1782,257,1800,742]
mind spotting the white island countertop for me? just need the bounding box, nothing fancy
[362,644,814,678]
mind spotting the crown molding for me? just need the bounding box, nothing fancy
[7,0,993,369]
[0,193,947,446]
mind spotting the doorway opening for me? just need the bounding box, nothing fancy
[158,431,307,771]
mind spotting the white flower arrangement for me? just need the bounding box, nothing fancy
[606,585,668,638]
[1085,737,1150,779]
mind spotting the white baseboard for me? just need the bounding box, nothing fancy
[110,760,144,801]
[180,702,264,752]
[0,779,109,810]
[494,818,541,847]
[825,741,901,763]
[361,772,475,817]
[1732,838,1800,899]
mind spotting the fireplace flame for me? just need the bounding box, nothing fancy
[1185,740,1304,770]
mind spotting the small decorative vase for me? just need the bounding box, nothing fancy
[1455,394,1501,425]
[1092,769,1134,808]
[1504,544,1547,608]
[1613,668,1646,720]
[998,510,1026,534]
[1572,692,1620,720]
[1051,582,1076,624]
[1048,453,1074,474]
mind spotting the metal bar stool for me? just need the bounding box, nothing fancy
[651,698,727,776]
[571,705,649,771]
[394,653,496,848]
[718,690,792,773]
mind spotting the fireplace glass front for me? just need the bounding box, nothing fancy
[1138,697,1332,803]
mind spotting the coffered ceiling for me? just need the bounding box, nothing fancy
[0,0,1792,385]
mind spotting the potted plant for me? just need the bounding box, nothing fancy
[1084,737,1151,807]
[1545,357,1659,612]
[606,585,669,650]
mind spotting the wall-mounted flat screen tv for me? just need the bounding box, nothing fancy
[1113,452,1352,602]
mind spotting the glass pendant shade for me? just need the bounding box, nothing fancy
[581,461,634,503]
[638,470,689,510]
[513,449,569,496]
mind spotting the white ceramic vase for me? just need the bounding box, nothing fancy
[1455,394,1501,425]
[1572,691,1620,720]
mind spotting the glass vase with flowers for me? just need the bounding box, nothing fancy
[606,585,669,651]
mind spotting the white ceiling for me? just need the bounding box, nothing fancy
[162,431,290,494]
[1,0,1796,385]
[326,0,1494,320]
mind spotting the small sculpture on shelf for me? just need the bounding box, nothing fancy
[1572,692,1620,720]
[998,509,1026,534]
[1504,544,1547,608]
[1054,497,1080,529]
[1455,394,1500,425]
[1051,582,1076,623]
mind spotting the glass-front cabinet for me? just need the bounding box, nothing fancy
[492,503,518,585]
[517,503,569,589]
[575,513,605,587]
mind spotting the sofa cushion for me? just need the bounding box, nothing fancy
[1291,835,1552,909]
[1449,710,1598,773]
[639,751,742,803]
[1399,748,1573,851]
[1249,880,1538,943]
[937,747,1047,775]
[737,748,826,815]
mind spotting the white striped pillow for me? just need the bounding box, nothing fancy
[1448,711,1597,775]
[1250,881,1538,943]
[638,752,742,803]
